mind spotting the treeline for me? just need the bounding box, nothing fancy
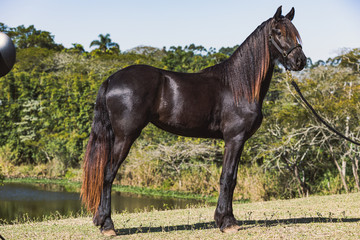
[0,23,360,200]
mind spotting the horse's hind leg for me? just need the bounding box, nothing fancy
[92,69,159,235]
[93,134,139,235]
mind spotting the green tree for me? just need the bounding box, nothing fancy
[90,34,119,53]
[256,59,360,197]
[0,22,8,32]
[68,43,86,54]
[218,45,239,56]
[338,48,360,71]
[4,24,63,50]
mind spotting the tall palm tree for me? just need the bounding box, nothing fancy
[71,43,85,53]
[90,34,119,52]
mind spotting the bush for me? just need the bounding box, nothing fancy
[0,165,5,185]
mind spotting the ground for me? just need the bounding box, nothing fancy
[1,192,360,239]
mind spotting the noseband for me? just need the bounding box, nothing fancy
[269,34,302,58]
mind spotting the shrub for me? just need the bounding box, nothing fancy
[0,165,4,185]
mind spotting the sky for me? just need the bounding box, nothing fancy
[0,0,359,62]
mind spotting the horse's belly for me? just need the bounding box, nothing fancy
[151,118,223,139]
[151,104,222,138]
[151,72,223,138]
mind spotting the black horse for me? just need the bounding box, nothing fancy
[81,6,306,235]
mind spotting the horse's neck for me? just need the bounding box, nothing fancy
[257,63,274,106]
[223,47,273,104]
[219,20,273,104]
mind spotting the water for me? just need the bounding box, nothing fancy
[0,182,203,222]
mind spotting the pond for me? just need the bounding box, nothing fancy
[0,182,204,223]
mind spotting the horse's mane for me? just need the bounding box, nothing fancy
[204,18,273,103]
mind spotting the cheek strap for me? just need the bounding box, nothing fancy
[269,35,302,58]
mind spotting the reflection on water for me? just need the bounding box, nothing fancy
[0,183,203,222]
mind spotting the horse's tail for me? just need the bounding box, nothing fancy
[81,79,113,214]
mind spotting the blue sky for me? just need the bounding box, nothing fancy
[0,0,359,61]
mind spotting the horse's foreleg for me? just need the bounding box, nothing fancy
[214,136,244,232]
[93,135,136,235]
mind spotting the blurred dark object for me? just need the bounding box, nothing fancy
[0,32,16,77]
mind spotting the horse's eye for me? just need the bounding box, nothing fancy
[272,29,282,37]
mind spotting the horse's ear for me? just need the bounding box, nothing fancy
[285,7,295,21]
[274,6,282,21]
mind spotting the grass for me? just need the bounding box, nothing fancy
[3,177,218,202]
[2,192,360,239]
[3,177,81,188]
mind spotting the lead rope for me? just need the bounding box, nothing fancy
[286,71,360,146]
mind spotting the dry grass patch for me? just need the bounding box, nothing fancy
[2,192,360,239]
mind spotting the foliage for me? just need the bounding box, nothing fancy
[1,23,63,50]
[89,33,120,53]
[0,166,4,185]
[161,44,227,72]
[256,50,360,197]
[118,139,222,192]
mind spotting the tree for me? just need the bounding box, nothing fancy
[4,24,63,50]
[0,22,8,32]
[338,48,360,72]
[218,45,239,56]
[127,45,166,62]
[90,34,119,53]
[257,61,360,196]
[162,44,219,72]
[68,43,86,54]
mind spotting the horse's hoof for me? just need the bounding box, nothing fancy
[101,229,117,236]
[221,225,241,233]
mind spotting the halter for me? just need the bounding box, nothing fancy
[269,34,302,58]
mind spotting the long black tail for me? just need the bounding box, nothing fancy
[291,80,360,146]
[81,79,114,214]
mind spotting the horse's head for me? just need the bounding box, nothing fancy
[269,6,306,71]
